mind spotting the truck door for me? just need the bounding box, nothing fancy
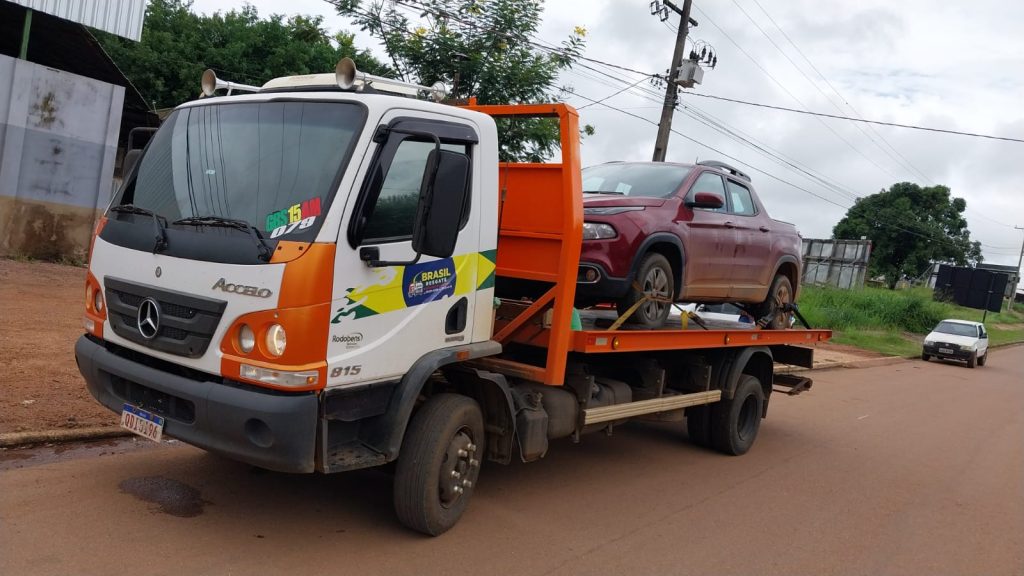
[327,114,482,388]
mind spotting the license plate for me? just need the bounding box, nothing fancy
[120,403,165,442]
[939,348,954,354]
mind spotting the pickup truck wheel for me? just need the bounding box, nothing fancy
[758,274,793,330]
[394,393,484,536]
[618,253,674,328]
[710,374,764,456]
[921,352,930,361]
[978,352,987,366]
[966,352,977,369]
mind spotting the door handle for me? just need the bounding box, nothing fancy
[724,221,735,228]
[759,226,770,233]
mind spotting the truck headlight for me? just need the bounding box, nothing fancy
[266,324,287,357]
[238,324,255,353]
[582,222,616,240]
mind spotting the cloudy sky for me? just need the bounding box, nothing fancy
[192,0,1024,272]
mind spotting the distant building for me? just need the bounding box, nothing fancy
[0,0,156,261]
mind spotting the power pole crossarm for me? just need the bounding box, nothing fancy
[651,0,693,162]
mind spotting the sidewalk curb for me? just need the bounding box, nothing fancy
[0,426,130,448]
[777,355,909,374]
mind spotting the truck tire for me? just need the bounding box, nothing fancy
[967,352,977,369]
[978,352,987,366]
[757,274,793,330]
[921,352,930,361]
[393,393,484,536]
[710,374,764,455]
[618,253,674,329]
[686,405,712,447]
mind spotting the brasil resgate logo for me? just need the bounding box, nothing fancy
[403,258,456,306]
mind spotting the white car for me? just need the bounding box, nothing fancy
[922,319,989,368]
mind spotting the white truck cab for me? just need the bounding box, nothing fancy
[79,62,499,476]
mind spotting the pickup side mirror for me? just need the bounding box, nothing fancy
[412,148,471,258]
[685,191,725,210]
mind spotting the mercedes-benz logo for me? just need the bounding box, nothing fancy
[137,298,161,340]
[155,266,162,278]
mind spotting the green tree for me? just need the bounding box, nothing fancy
[94,0,391,110]
[833,182,983,288]
[332,0,590,161]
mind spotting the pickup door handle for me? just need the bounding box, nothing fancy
[724,221,736,228]
[759,226,770,233]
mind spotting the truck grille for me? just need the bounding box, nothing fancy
[104,277,227,358]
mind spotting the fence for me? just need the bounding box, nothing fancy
[801,238,872,290]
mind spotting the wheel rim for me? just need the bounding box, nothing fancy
[642,267,669,321]
[438,426,478,508]
[772,281,792,326]
[736,394,758,442]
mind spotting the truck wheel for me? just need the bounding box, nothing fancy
[757,274,793,330]
[618,253,674,328]
[921,352,930,361]
[967,352,977,369]
[710,374,764,455]
[978,352,987,366]
[394,393,484,536]
[686,405,712,447]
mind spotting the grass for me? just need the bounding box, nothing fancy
[798,285,1024,356]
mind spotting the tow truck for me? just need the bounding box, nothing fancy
[76,59,831,535]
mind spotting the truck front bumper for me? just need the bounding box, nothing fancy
[76,335,318,473]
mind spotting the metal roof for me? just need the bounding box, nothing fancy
[8,0,146,41]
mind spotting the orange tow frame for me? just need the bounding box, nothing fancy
[462,101,832,386]
[460,102,582,386]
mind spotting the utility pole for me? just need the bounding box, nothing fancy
[651,0,693,162]
[1010,225,1024,311]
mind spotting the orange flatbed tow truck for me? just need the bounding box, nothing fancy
[77,61,830,536]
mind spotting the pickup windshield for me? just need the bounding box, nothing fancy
[582,163,692,198]
[115,101,364,245]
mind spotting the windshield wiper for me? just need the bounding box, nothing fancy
[172,215,273,262]
[583,190,625,195]
[109,204,168,253]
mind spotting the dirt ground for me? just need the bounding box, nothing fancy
[0,258,881,436]
[0,259,116,434]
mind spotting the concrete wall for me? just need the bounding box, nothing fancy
[0,55,123,260]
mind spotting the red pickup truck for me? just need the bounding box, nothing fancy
[575,160,802,328]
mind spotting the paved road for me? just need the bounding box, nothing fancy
[2,347,1022,576]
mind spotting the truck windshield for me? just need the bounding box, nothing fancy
[933,321,978,337]
[582,163,692,198]
[115,101,364,243]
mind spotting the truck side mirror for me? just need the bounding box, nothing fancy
[685,191,725,210]
[122,127,158,177]
[412,149,471,258]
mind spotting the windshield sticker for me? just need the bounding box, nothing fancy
[266,197,322,238]
[404,258,456,306]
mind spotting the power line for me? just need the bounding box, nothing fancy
[731,0,932,184]
[688,5,903,181]
[748,0,936,185]
[686,92,1024,143]
[333,0,1009,251]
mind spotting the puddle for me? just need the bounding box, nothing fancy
[0,437,166,471]
[119,476,207,518]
